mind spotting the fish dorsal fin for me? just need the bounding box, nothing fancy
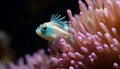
[50,14,68,27]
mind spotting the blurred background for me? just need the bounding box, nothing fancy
[1,0,84,62]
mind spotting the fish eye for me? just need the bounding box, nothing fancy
[41,26,47,33]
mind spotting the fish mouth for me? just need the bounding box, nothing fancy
[35,26,41,36]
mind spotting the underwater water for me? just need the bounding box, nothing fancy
[1,0,120,69]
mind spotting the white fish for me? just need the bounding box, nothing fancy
[36,14,70,41]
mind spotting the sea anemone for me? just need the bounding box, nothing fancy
[50,0,120,69]
[1,0,120,69]
[1,49,53,69]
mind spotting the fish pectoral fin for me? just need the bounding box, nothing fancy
[59,32,69,39]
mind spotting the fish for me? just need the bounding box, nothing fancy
[35,14,70,41]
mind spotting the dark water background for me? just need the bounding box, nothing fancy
[1,0,85,60]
